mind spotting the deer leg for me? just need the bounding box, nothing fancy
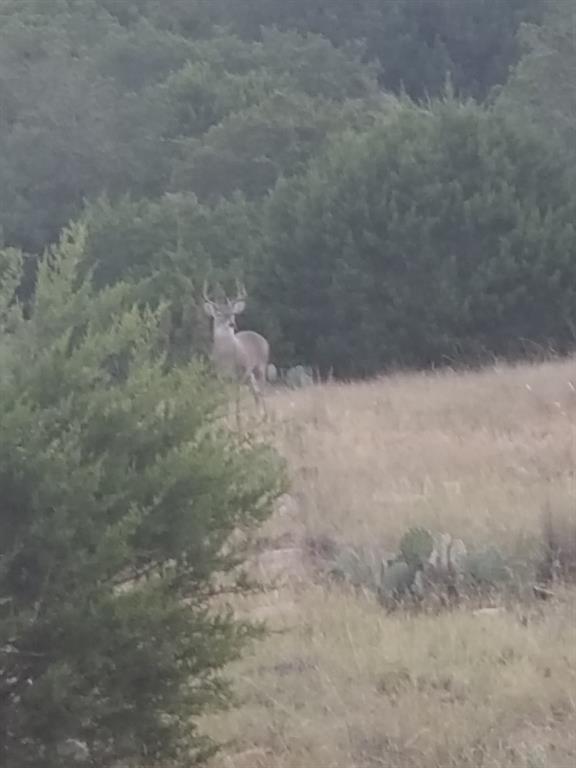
[251,369,270,419]
[258,365,270,417]
[234,380,243,430]
[247,371,261,403]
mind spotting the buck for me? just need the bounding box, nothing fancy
[203,281,271,401]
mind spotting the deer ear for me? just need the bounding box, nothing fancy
[232,299,246,314]
[203,301,215,317]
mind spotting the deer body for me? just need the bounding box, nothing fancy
[204,282,270,400]
[212,327,269,385]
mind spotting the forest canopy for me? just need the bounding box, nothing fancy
[0,0,573,374]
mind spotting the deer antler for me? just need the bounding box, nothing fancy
[202,280,214,305]
[234,279,247,302]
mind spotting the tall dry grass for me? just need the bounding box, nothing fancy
[204,358,576,768]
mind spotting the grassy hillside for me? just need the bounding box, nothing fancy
[203,358,576,768]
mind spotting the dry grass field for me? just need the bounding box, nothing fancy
[203,358,576,768]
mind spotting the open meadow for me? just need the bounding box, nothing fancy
[203,358,576,768]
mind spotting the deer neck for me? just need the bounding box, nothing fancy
[212,326,241,375]
[213,324,236,346]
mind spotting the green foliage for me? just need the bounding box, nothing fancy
[208,0,544,100]
[496,0,576,168]
[399,528,434,570]
[0,0,575,377]
[380,561,417,600]
[0,0,545,257]
[329,545,382,592]
[142,29,384,202]
[261,99,576,376]
[0,0,181,250]
[170,91,384,202]
[329,529,527,608]
[0,2,381,254]
[0,224,285,767]
[462,547,512,588]
[82,193,261,287]
[79,193,265,363]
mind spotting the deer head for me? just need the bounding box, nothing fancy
[202,280,246,335]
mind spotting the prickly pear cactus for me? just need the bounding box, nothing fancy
[378,560,418,606]
[448,538,467,574]
[462,546,511,587]
[399,527,434,569]
[429,533,467,569]
[330,546,380,591]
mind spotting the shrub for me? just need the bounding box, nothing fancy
[0,224,285,767]
[261,99,576,377]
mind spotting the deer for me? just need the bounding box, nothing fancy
[202,280,271,403]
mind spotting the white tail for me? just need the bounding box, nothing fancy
[203,280,270,402]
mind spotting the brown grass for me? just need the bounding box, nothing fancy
[204,358,576,768]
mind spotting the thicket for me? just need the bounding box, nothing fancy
[260,99,576,376]
[0,225,284,766]
[1,0,573,378]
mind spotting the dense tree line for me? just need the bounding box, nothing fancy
[260,99,576,376]
[0,0,381,250]
[208,0,544,99]
[1,0,573,376]
[1,0,575,764]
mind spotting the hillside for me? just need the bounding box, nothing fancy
[203,358,576,768]
[1,1,576,764]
